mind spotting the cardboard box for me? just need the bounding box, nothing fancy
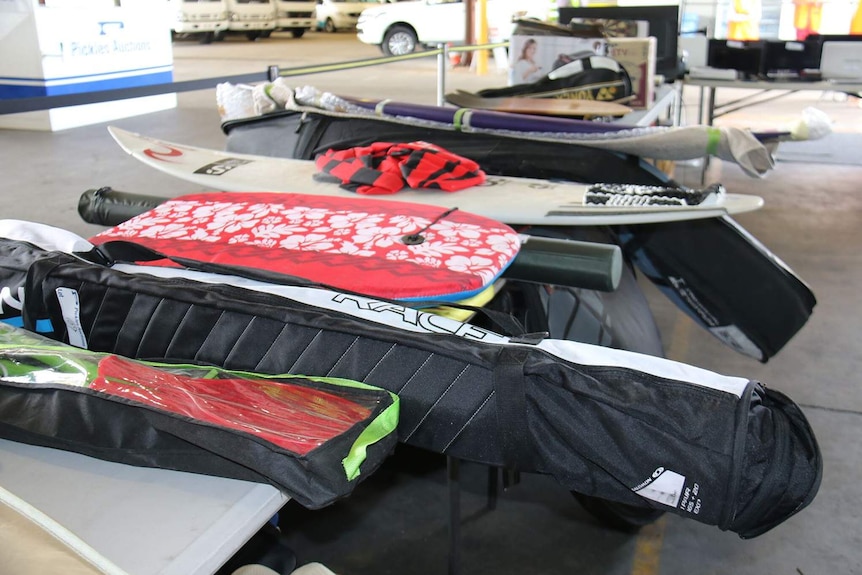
[608,36,656,109]
[568,18,649,39]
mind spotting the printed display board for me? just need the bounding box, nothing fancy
[0,0,175,130]
[508,34,608,86]
[608,36,656,109]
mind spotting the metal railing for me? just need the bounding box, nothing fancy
[0,42,508,117]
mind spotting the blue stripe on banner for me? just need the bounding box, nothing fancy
[0,65,173,85]
[0,71,174,99]
[0,318,54,333]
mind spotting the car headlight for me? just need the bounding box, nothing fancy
[359,10,386,22]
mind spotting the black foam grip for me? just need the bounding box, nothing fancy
[78,187,165,226]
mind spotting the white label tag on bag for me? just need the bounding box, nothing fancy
[56,288,87,349]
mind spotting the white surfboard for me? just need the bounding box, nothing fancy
[108,127,764,226]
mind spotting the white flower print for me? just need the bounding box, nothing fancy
[138,223,192,239]
[115,215,173,233]
[328,242,376,257]
[407,255,442,268]
[486,233,520,254]
[105,228,137,238]
[408,240,469,259]
[383,215,431,234]
[352,225,406,249]
[246,203,287,220]
[190,202,238,220]
[189,228,220,242]
[251,223,308,240]
[159,201,198,217]
[445,255,497,283]
[206,210,259,234]
[386,250,411,261]
[250,238,278,249]
[433,220,483,240]
[279,234,335,252]
[280,206,331,224]
[329,212,381,230]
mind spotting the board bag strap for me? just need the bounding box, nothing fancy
[493,347,534,471]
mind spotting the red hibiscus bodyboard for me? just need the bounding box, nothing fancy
[90,192,521,301]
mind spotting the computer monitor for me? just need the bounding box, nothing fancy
[707,39,764,78]
[761,39,823,76]
[559,5,681,80]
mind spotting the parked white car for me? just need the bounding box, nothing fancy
[274,0,317,37]
[357,0,545,56]
[168,0,229,43]
[315,0,381,32]
[226,0,276,40]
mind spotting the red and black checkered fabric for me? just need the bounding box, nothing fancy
[314,141,486,195]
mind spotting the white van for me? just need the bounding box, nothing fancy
[274,0,317,37]
[357,0,545,56]
[226,0,277,40]
[168,0,230,43]
[315,0,380,33]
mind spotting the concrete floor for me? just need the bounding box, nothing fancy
[2,32,861,575]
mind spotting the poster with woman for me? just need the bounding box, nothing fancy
[511,37,545,84]
[508,34,607,86]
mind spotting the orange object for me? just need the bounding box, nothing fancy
[448,44,461,67]
[851,1,862,34]
[792,0,823,40]
[728,0,761,41]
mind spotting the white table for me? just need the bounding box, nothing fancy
[684,77,862,126]
[0,438,288,575]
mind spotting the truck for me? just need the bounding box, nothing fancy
[357,0,546,56]
[225,0,277,40]
[273,0,317,38]
[168,0,230,44]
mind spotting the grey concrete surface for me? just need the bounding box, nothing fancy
[2,31,861,575]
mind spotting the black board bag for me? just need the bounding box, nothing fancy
[0,323,398,510]
[15,248,821,538]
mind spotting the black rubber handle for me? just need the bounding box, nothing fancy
[78,187,166,227]
[505,235,621,292]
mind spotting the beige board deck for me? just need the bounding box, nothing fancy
[445,91,632,117]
